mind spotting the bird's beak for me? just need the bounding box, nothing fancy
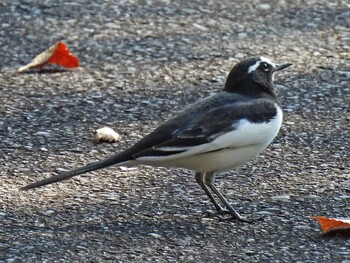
[274,63,293,71]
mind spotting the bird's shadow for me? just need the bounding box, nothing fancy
[10,207,220,249]
[17,68,77,74]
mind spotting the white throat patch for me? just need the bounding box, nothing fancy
[247,57,276,74]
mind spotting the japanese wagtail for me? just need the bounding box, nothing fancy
[22,57,292,222]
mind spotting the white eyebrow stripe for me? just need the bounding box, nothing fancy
[247,57,276,74]
[260,56,275,67]
[247,61,261,74]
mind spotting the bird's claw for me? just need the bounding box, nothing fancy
[203,208,232,218]
[218,214,265,223]
[203,208,264,223]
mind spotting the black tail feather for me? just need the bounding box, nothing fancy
[21,154,129,190]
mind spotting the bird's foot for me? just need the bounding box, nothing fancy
[203,207,264,223]
[204,208,264,223]
[218,214,264,223]
[203,207,232,218]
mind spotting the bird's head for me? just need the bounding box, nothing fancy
[224,57,292,98]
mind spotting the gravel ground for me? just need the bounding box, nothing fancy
[1,0,349,262]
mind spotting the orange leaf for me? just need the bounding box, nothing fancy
[47,42,79,68]
[17,42,79,72]
[310,216,350,233]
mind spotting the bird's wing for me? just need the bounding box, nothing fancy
[132,98,279,160]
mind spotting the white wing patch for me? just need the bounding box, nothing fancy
[153,146,192,152]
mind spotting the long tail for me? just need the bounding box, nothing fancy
[21,154,131,190]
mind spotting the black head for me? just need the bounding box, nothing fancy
[224,57,292,98]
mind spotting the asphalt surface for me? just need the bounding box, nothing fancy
[1,0,349,262]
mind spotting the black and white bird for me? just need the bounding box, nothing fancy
[22,57,292,222]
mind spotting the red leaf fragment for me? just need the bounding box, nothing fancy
[47,42,79,68]
[310,216,350,233]
[17,42,79,72]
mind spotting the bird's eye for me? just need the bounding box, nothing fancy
[260,62,269,71]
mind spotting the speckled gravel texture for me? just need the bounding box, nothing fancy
[1,0,349,262]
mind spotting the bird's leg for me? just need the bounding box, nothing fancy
[194,172,224,212]
[204,172,250,222]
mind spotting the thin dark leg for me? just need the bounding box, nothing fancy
[194,172,223,212]
[204,172,250,222]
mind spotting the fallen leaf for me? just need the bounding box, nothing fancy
[93,127,121,144]
[310,216,350,233]
[17,42,79,72]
